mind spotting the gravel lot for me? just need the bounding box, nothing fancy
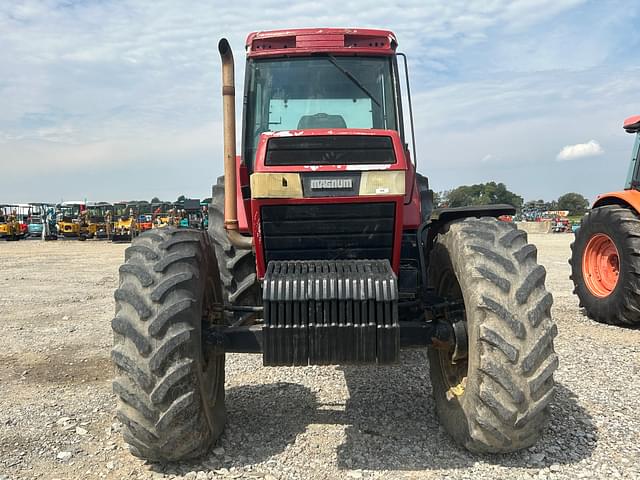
[1,234,639,480]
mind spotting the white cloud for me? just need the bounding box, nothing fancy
[556,140,604,161]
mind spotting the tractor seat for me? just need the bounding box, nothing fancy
[297,113,347,129]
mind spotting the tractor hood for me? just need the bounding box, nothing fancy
[249,129,410,201]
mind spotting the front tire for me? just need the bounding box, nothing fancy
[428,217,558,453]
[112,227,225,461]
[570,205,640,326]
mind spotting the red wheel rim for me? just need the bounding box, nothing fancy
[582,233,620,298]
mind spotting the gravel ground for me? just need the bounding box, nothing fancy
[0,234,639,480]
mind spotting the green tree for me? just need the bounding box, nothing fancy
[447,182,523,210]
[151,196,161,203]
[434,190,451,208]
[557,192,589,216]
[176,195,186,203]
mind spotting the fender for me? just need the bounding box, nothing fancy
[592,190,640,213]
[236,155,251,233]
[417,204,517,296]
[427,204,516,226]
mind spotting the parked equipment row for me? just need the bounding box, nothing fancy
[0,199,208,242]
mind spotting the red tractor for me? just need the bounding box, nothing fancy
[112,28,557,462]
[570,115,640,326]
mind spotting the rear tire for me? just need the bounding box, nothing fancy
[570,205,640,326]
[112,227,225,461]
[427,217,557,453]
[208,176,261,324]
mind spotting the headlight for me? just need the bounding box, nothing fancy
[359,171,405,196]
[250,173,303,198]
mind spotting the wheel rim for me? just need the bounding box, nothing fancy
[582,233,620,298]
[435,269,468,400]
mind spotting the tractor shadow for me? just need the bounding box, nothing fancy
[152,382,318,474]
[222,382,318,463]
[152,351,596,474]
[335,349,597,471]
[578,307,640,330]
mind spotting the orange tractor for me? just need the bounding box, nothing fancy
[571,115,640,326]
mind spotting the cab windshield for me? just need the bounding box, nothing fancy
[57,205,81,220]
[113,204,133,218]
[88,207,108,220]
[243,56,398,168]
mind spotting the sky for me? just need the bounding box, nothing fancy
[1,0,639,204]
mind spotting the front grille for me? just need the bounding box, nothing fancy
[265,135,396,166]
[261,203,395,263]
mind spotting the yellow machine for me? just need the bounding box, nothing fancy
[0,205,21,240]
[86,202,112,239]
[0,208,7,238]
[111,202,139,242]
[56,202,85,238]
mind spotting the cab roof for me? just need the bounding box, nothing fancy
[245,28,397,58]
[624,115,640,134]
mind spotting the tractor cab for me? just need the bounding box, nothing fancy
[624,115,640,190]
[86,202,112,238]
[56,202,85,237]
[37,204,58,240]
[111,202,138,242]
[26,204,44,238]
[242,42,403,174]
[12,204,31,238]
[0,205,21,240]
[113,202,133,220]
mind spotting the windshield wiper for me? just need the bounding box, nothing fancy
[326,55,381,107]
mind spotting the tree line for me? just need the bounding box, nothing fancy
[436,182,590,216]
[166,183,590,217]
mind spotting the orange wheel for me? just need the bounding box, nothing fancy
[571,205,640,326]
[582,233,620,298]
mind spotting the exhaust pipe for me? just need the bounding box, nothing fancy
[218,38,252,250]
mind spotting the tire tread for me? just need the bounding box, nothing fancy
[428,217,557,453]
[112,227,225,462]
